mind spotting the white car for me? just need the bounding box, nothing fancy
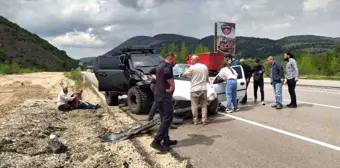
[172,64,247,115]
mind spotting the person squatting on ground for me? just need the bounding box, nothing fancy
[239,58,252,104]
[150,52,178,152]
[284,52,299,108]
[57,86,75,111]
[148,67,178,129]
[267,56,285,109]
[57,87,99,112]
[182,55,210,125]
[218,64,239,113]
[252,59,265,105]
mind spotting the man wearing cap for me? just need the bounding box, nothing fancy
[239,58,252,104]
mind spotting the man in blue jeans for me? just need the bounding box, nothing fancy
[267,56,284,109]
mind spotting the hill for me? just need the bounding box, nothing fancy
[0,16,78,71]
[80,34,340,65]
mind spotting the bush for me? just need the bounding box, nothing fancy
[0,60,39,74]
[64,71,86,89]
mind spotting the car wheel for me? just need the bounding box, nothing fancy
[208,98,219,115]
[105,91,119,106]
[127,87,150,114]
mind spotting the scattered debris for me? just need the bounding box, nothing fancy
[48,134,68,154]
[100,118,160,142]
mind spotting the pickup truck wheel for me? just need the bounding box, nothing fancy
[127,87,150,114]
[208,99,219,115]
[105,91,119,106]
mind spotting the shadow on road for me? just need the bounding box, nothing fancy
[175,134,222,147]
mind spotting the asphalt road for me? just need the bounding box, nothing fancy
[84,72,340,168]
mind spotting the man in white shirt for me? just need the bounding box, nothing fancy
[57,87,75,111]
[182,55,210,125]
[218,65,239,113]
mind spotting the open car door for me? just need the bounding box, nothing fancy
[211,65,246,102]
[96,56,129,92]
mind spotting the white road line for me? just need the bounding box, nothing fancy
[283,99,340,109]
[219,112,340,151]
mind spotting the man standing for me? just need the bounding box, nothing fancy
[151,52,177,152]
[182,55,209,125]
[148,67,177,129]
[267,56,284,109]
[284,52,299,108]
[252,59,265,105]
[239,58,252,104]
[225,54,240,66]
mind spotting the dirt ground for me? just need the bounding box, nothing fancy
[0,72,189,168]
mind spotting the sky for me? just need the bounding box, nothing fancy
[0,0,339,59]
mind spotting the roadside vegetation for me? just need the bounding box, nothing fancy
[0,60,39,75]
[244,46,340,80]
[64,70,90,89]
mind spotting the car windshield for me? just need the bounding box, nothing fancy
[131,54,164,67]
[173,64,190,76]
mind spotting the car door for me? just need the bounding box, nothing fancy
[231,65,247,101]
[96,56,129,92]
[211,65,246,102]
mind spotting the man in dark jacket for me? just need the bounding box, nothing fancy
[267,56,284,109]
[252,59,265,105]
[239,58,252,104]
[148,67,177,129]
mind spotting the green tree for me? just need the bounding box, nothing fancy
[178,42,188,63]
[160,44,167,58]
[194,43,203,54]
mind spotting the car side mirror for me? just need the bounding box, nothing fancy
[118,63,126,69]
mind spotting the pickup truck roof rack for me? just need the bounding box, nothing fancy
[120,45,155,54]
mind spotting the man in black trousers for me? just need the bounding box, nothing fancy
[148,67,177,129]
[252,59,265,105]
[150,52,177,152]
[240,58,252,104]
[284,52,299,108]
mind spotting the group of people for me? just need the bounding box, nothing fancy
[232,52,299,109]
[148,51,299,152]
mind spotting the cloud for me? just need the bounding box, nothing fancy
[0,0,339,59]
[46,28,106,48]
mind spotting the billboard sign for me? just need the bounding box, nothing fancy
[214,22,236,56]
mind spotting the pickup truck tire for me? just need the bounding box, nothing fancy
[105,91,119,106]
[127,87,150,114]
[208,98,219,115]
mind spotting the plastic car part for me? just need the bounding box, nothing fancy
[100,118,159,142]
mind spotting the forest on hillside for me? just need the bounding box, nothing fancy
[161,41,340,79]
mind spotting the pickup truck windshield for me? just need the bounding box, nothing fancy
[131,54,164,67]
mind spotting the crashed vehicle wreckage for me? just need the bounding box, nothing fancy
[93,45,247,117]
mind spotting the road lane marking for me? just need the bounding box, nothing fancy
[283,99,340,109]
[219,112,340,151]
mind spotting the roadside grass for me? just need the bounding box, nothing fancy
[64,70,90,89]
[0,60,39,75]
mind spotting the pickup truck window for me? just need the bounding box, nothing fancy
[131,54,163,68]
